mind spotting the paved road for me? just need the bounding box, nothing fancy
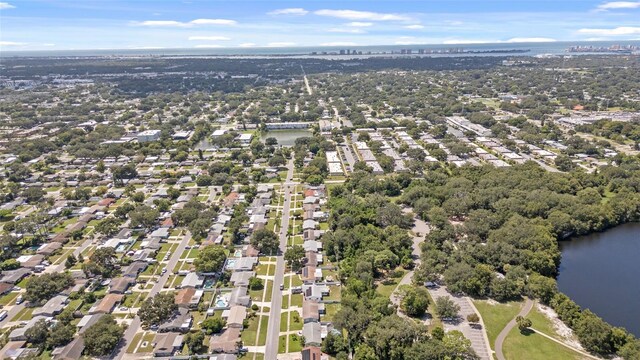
[495,298,534,360]
[264,159,294,360]
[116,232,192,359]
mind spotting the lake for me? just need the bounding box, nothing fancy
[263,129,312,147]
[557,222,640,336]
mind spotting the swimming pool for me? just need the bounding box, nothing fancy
[225,258,237,270]
[233,249,242,258]
[214,295,229,309]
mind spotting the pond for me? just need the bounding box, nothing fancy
[263,129,312,147]
[557,222,640,336]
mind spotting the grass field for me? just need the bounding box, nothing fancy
[503,329,586,360]
[473,299,524,348]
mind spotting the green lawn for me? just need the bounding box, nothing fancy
[126,332,143,353]
[241,315,259,346]
[290,294,303,308]
[0,292,19,306]
[376,279,400,298]
[258,315,268,346]
[288,334,303,353]
[473,299,524,348]
[503,328,586,360]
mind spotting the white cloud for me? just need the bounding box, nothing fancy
[238,43,257,47]
[445,20,464,26]
[268,8,308,16]
[328,28,366,34]
[42,43,56,47]
[190,19,236,26]
[320,41,358,46]
[136,19,236,27]
[315,9,410,22]
[505,37,556,43]
[578,26,640,35]
[194,44,224,48]
[0,2,15,9]
[405,24,424,29]
[266,42,296,47]
[0,41,26,46]
[346,22,373,27]
[188,36,230,41]
[138,20,187,27]
[596,1,640,10]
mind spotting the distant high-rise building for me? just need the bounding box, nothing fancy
[339,49,345,55]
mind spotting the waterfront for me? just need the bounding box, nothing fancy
[5,40,640,58]
[558,222,640,336]
[263,129,312,147]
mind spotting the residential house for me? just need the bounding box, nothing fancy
[33,295,68,317]
[180,272,204,288]
[224,305,247,328]
[301,346,328,360]
[123,261,147,278]
[158,308,192,333]
[0,268,31,284]
[153,332,184,357]
[209,328,241,354]
[302,322,322,347]
[229,286,251,307]
[51,338,84,360]
[88,294,123,314]
[230,271,254,287]
[108,277,135,294]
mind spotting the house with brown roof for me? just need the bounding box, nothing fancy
[88,294,123,314]
[175,288,196,308]
[223,192,239,208]
[36,242,63,256]
[209,327,241,354]
[302,300,320,323]
[301,346,327,360]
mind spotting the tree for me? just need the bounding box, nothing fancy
[46,322,75,349]
[516,316,532,332]
[555,155,576,171]
[284,245,305,272]
[201,317,226,334]
[574,310,614,354]
[138,293,177,326]
[25,272,74,304]
[128,205,159,230]
[95,217,121,237]
[184,331,205,354]
[64,254,77,269]
[194,245,227,273]
[25,319,49,346]
[435,297,460,320]
[467,313,480,323]
[82,246,117,278]
[248,276,264,291]
[82,315,124,356]
[619,339,640,360]
[400,286,430,318]
[250,229,279,255]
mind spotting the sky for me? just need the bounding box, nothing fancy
[1,0,640,51]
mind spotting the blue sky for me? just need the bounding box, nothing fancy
[1,0,640,50]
